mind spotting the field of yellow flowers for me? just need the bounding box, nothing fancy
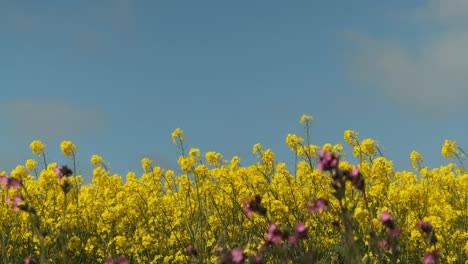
[1,115,467,264]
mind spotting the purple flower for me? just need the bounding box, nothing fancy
[266,223,286,245]
[230,248,245,263]
[242,200,253,217]
[294,222,308,239]
[380,211,391,222]
[6,195,24,211]
[104,256,128,264]
[243,195,266,217]
[24,257,38,264]
[317,150,339,171]
[55,165,73,181]
[379,240,389,249]
[253,255,262,264]
[0,175,22,190]
[344,167,365,191]
[380,211,398,236]
[423,250,439,264]
[288,235,298,245]
[389,227,400,237]
[416,220,433,234]
[187,244,198,256]
[350,167,360,177]
[308,198,328,214]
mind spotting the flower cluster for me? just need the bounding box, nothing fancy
[0,119,466,263]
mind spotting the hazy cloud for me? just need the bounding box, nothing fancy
[349,0,468,114]
[0,1,137,59]
[1,98,110,141]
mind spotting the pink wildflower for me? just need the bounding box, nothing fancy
[6,195,24,211]
[423,250,439,264]
[295,222,308,239]
[380,211,391,222]
[0,175,22,190]
[380,240,389,249]
[230,248,245,263]
[308,198,328,214]
[317,150,339,171]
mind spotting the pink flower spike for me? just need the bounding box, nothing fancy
[9,178,22,189]
[423,250,439,264]
[12,204,19,211]
[271,234,283,245]
[231,248,245,263]
[295,222,308,239]
[389,227,400,237]
[309,198,328,214]
[246,209,252,217]
[380,211,391,222]
[318,149,326,157]
[351,167,360,177]
[295,222,306,233]
[317,163,324,171]
[14,195,24,204]
[288,235,297,245]
[380,240,389,249]
[104,259,113,264]
[0,175,7,185]
[187,245,198,256]
[24,257,38,264]
[254,255,262,264]
[316,199,327,212]
[6,197,11,205]
[268,223,277,233]
[116,256,129,264]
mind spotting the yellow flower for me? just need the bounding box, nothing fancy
[285,134,304,150]
[410,151,423,171]
[11,165,28,180]
[299,114,313,124]
[171,128,186,144]
[189,148,200,159]
[30,140,46,156]
[68,236,81,251]
[322,143,333,151]
[60,141,77,157]
[141,158,153,172]
[361,138,378,156]
[252,143,263,154]
[25,159,38,171]
[91,155,103,166]
[344,130,358,146]
[441,139,458,158]
[205,151,222,165]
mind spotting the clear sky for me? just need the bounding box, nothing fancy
[1,0,467,180]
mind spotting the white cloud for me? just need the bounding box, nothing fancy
[350,0,468,114]
[1,98,110,141]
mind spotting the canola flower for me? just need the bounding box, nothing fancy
[299,114,313,125]
[441,140,459,158]
[61,140,77,157]
[25,159,38,171]
[30,140,46,156]
[0,117,467,263]
[91,155,104,166]
[411,150,424,171]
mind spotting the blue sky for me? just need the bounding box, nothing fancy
[1,0,467,180]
